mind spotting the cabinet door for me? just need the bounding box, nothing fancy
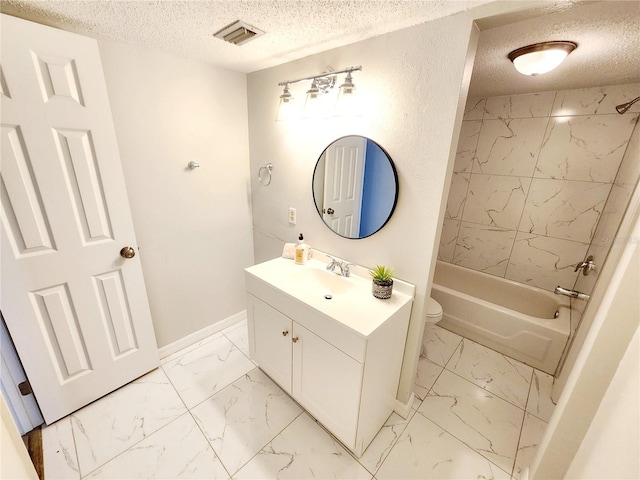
[292,323,363,449]
[247,295,292,393]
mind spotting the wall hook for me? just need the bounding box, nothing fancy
[187,161,200,169]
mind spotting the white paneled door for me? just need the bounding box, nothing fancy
[322,136,366,238]
[0,14,159,424]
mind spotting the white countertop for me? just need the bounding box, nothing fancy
[245,251,415,337]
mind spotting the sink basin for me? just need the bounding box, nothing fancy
[245,253,415,337]
[292,267,356,295]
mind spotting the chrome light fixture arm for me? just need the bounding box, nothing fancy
[278,66,362,89]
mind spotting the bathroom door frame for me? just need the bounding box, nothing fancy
[529,179,639,479]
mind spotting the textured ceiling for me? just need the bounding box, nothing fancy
[469,0,640,97]
[0,0,491,73]
[2,1,638,96]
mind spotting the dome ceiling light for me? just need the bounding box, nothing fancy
[508,41,577,76]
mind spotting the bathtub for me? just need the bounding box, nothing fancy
[431,261,570,375]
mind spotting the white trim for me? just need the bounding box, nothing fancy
[393,392,415,419]
[158,310,246,360]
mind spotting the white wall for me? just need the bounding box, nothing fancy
[566,327,639,479]
[246,5,525,403]
[530,210,640,479]
[98,40,254,347]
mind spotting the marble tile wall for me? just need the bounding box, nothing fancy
[439,83,640,291]
[569,112,640,334]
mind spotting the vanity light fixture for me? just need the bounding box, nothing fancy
[335,71,360,116]
[276,83,294,121]
[508,41,577,76]
[276,66,362,120]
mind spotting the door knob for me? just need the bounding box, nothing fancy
[282,330,289,336]
[326,208,335,215]
[292,336,299,343]
[120,246,136,259]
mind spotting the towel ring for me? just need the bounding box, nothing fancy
[258,163,273,186]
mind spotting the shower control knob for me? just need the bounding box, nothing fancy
[120,246,136,259]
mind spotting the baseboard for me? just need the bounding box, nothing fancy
[393,392,415,419]
[158,310,246,360]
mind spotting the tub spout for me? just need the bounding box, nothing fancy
[554,286,590,301]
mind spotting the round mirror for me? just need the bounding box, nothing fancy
[313,136,398,239]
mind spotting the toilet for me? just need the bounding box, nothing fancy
[421,297,443,356]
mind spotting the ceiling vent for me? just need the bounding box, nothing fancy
[214,20,265,46]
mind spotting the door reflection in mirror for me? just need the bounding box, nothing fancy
[313,136,398,239]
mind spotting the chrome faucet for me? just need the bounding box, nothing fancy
[326,255,355,277]
[574,255,596,276]
[554,286,590,301]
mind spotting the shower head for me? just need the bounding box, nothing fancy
[616,95,640,114]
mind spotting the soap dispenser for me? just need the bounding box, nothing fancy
[295,233,309,265]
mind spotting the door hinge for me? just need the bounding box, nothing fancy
[18,380,33,396]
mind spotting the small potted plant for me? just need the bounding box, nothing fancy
[370,265,394,299]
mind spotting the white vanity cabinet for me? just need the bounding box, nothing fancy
[247,295,363,447]
[245,256,414,457]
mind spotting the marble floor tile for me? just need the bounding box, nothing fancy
[526,370,556,422]
[234,412,371,480]
[162,333,255,409]
[418,370,524,474]
[376,413,510,480]
[423,325,463,367]
[85,413,229,479]
[512,414,548,479]
[413,355,444,400]
[447,339,533,409]
[221,319,250,358]
[41,416,80,480]
[71,368,187,476]
[359,408,418,475]
[190,368,303,476]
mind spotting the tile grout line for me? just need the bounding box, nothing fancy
[415,362,528,478]
[78,412,187,479]
[66,415,82,480]
[185,409,233,479]
[441,336,533,411]
[510,369,536,479]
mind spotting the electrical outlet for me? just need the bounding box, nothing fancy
[288,207,296,224]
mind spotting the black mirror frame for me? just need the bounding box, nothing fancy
[312,136,399,239]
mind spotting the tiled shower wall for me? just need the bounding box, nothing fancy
[438,83,640,292]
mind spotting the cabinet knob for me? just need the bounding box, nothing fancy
[282,330,289,336]
[292,336,299,343]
